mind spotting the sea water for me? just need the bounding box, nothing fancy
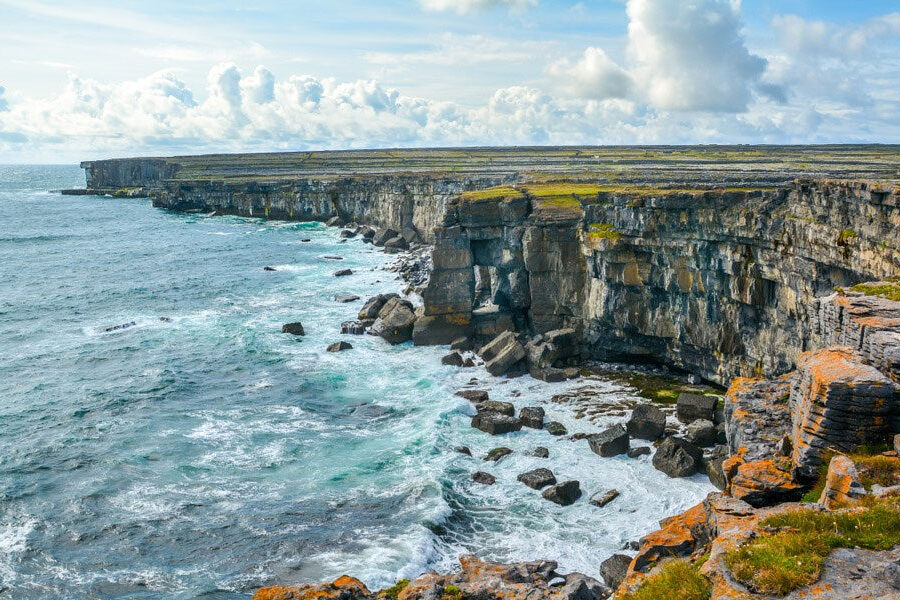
[0,165,713,599]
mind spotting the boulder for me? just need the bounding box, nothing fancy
[334,268,353,277]
[541,481,582,506]
[383,236,409,252]
[263,265,277,271]
[599,554,632,590]
[372,228,398,246]
[531,447,550,458]
[341,320,371,335]
[729,458,804,507]
[589,489,620,508]
[450,337,473,352]
[518,406,545,429]
[704,445,730,491]
[360,227,376,240]
[471,413,522,435]
[484,447,513,462]
[334,294,360,303]
[339,229,356,238]
[472,471,496,485]
[530,367,567,382]
[545,421,567,436]
[412,314,474,346]
[455,446,472,456]
[358,293,398,320]
[587,425,629,458]
[476,400,515,417]
[369,298,416,344]
[326,341,352,352]
[626,404,666,440]
[282,322,305,335]
[652,437,703,478]
[455,389,489,403]
[517,468,557,490]
[684,419,717,447]
[441,352,465,367]
[676,393,718,424]
[325,216,344,227]
[480,331,526,376]
[479,330,518,362]
[819,455,867,510]
[627,446,651,458]
[560,575,606,600]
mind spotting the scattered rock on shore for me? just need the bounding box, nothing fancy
[441,351,465,366]
[531,447,550,458]
[545,421,567,436]
[484,447,512,462]
[369,297,415,344]
[455,389,489,402]
[589,489,620,508]
[599,554,632,590]
[334,268,353,277]
[685,418,716,447]
[472,471,496,485]
[628,446,651,458]
[472,413,521,435]
[626,404,666,440]
[652,436,703,477]
[518,406,545,429]
[517,468,557,490]
[326,341,352,352]
[676,392,717,424]
[587,425,629,457]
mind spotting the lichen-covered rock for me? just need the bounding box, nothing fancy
[626,404,666,441]
[253,576,370,600]
[652,437,703,478]
[790,346,898,482]
[729,458,803,507]
[819,455,867,509]
[475,400,515,417]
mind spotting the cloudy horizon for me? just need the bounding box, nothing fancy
[1,0,898,163]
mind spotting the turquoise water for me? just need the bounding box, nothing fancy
[0,165,712,599]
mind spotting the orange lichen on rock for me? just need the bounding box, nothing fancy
[729,459,803,507]
[253,577,371,600]
[819,455,867,509]
[628,502,710,574]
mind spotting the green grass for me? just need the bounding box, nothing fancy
[850,281,900,301]
[601,371,721,404]
[441,584,461,600]
[460,186,521,202]
[802,448,897,502]
[621,559,711,600]
[587,222,621,241]
[725,496,900,596]
[381,579,410,599]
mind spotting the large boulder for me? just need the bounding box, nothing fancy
[599,554,632,590]
[820,455,867,509]
[517,468,557,490]
[326,341,352,352]
[541,481,582,506]
[455,389,489,403]
[652,436,703,478]
[525,328,580,369]
[472,471,496,485]
[729,458,804,507]
[684,419,717,447]
[626,404,666,440]
[412,313,474,346]
[476,400,515,417]
[371,228,398,246]
[519,406,545,429]
[358,293,398,320]
[479,331,526,376]
[369,298,416,344]
[587,425,629,458]
[281,322,305,335]
[676,393,717,424]
[383,236,409,252]
[471,413,522,435]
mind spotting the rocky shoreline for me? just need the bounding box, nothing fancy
[67,158,900,599]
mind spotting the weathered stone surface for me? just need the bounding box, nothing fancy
[627,446,651,458]
[472,305,517,340]
[341,320,371,334]
[518,406,545,429]
[252,575,370,600]
[481,331,526,376]
[531,446,550,458]
[421,267,474,316]
[541,480,582,506]
[484,447,513,462]
[599,554,631,590]
[545,421,567,436]
[472,471,496,485]
[685,419,717,447]
[589,489,619,508]
[441,351,465,367]
[626,404,666,440]
[371,228,398,246]
[358,293,398,320]
[471,413,522,435]
[326,341,352,352]
[369,297,416,344]
[724,375,793,463]
[450,336,474,352]
[676,393,718,424]
[517,468,557,490]
[587,425,629,458]
[282,322,305,335]
[455,389,489,403]
[730,458,803,507]
[476,400,515,417]
[383,235,409,251]
[705,445,730,491]
[412,313,473,346]
[819,455,867,509]
[790,346,898,482]
[652,436,703,478]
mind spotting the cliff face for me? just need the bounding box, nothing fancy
[81,158,179,189]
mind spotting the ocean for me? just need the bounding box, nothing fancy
[0,165,712,599]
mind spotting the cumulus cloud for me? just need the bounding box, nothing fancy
[552,0,767,112]
[0,86,8,112]
[772,13,900,57]
[420,0,537,14]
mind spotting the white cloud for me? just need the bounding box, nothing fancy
[364,34,545,67]
[772,13,900,57]
[0,86,8,112]
[550,0,767,112]
[419,0,537,15]
[548,47,633,100]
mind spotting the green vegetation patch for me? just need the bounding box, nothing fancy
[849,281,900,301]
[460,186,522,202]
[599,370,721,404]
[440,584,461,600]
[381,579,410,599]
[802,447,896,503]
[587,222,622,242]
[725,495,900,596]
[621,559,711,600]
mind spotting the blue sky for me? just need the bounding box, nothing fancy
[1,0,898,162]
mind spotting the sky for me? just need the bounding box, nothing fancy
[0,0,898,163]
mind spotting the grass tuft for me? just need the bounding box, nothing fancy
[621,559,711,600]
[849,281,900,302]
[381,579,410,599]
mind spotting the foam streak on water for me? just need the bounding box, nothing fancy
[0,166,712,599]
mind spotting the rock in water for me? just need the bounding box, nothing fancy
[587,425,629,457]
[450,337,473,352]
[281,322,305,335]
[358,293,398,319]
[369,297,416,344]
[263,266,277,271]
[652,436,703,477]
[334,268,353,277]
[475,400,515,417]
[545,421,567,436]
[626,404,666,440]
[600,554,632,590]
[589,489,620,508]
[531,446,550,458]
[455,389,489,403]
[455,446,472,456]
[472,471,496,485]
[517,468,557,490]
[676,393,717,424]
[628,446,651,458]
[326,341,352,352]
[484,447,513,462]
[685,419,716,447]
[541,481,582,506]
[471,413,521,435]
[441,351,465,367]
[341,320,371,334]
[325,216,344,227]
[518,406,545,429]
[334,294,360,303]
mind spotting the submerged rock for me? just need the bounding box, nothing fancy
[263,265,277,271]
[455,389,489,403]
[472,471,496,485]
[441,351,465,367]
[326,341,352,352]
[541,480,582,506]
[484,447,513,462]
[333,268,353,277]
